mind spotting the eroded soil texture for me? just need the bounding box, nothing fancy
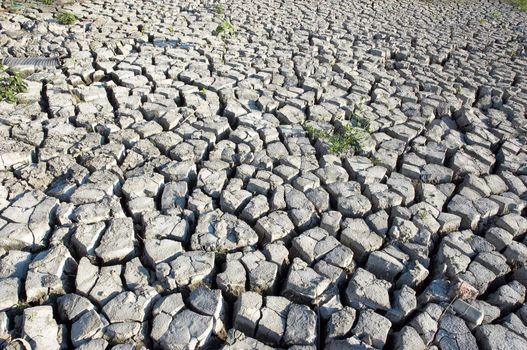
[1,0,527,349]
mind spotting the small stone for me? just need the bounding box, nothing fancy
[71,309,106,347]
[352,309,392,348]
[320,211,342,236]
[233,292,263,337]
[326,307,356,342]
[475,324,527,350]
[283,304,317,346]
[283,258,331,304]
[159,309,213,350]
[58,293,95,323]
[291,227,340,264]
[22,306,60,350]
[394,326,426,350]
[337,193,372,218]
[0,277,20,311]
[102,291,153,323]
[345,268,391,311]
[256,296,291,345]
[487,281,526,313]
[436,314,478,350]
[25,245,77,303]
[341,219,383,261]
[222,329,275,350]
[95,217,136,263]
[254,211,296,244]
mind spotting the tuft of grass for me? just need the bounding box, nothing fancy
[5,2,24,12]
[215,4,225,14]
[369,156,381,166]
[304,98,372,156]
[55,11,76,25]
[348,96,370,132]
[490,11,501,19]
[305,122,370,155]
[212,6,237,64]
[418,209,429,220]
[512,0,527,11]
[213,20,236,41]
[0,64,28,104]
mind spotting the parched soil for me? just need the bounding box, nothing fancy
[0,0,527,349]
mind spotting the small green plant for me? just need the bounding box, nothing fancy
[55,11,76,25]
[348,97,370,132]
[213,20,236,41]
[213,20,236,64]
[490,11,501,19]
[5,2,24,12]
[215,4,225,14]
[305,122,369,155]
[479,18,486,24]
[169,26,175,34]
[304,98,372,156]
[41,0,55,5]
[369,156,381,166]
[512,0,527,12]
[418,209,429,220]
[200,88,207,97]
[212,5,237,64]
[0,64,28,104]
[466,235,475,243]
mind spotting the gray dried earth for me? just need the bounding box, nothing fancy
[0,0,527,349]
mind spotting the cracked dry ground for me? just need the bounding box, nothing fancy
[0,0,527,349]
